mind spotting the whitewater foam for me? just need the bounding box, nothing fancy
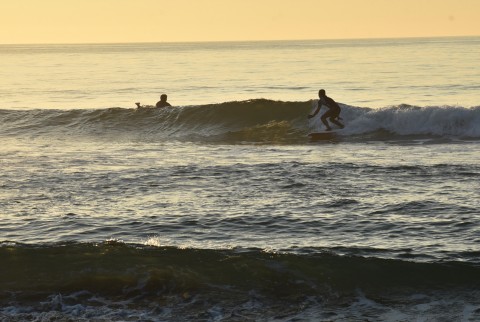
[343,104,480,137]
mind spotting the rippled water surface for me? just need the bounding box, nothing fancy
[2,137,479,262]
[1,37,479,321]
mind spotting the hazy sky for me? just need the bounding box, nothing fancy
[1,0,479,44]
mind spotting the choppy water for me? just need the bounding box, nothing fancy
[1,37,479,321]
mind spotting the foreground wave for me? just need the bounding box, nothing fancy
[1,242,479,320]
[2,99,480,143]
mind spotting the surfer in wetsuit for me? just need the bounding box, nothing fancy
[156,94,171,108]
[308,89,344,131]
[135,94,172,108]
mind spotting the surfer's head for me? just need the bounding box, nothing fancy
[318,89,326,98]
[160,94,168,101]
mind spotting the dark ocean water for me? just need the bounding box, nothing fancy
[2,101,480,321]
[2,243,480,321]
[1,38,480,321]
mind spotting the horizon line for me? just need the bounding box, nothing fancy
[1,35,479,46]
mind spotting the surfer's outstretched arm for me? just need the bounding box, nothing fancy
[308,104,321,119]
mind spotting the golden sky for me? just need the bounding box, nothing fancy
[1,0,479,44]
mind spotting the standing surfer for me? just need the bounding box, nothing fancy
[308,89,344,131]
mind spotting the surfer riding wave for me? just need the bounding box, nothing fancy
[308,89,345,131]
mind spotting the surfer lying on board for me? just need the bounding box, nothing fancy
[308,89,344,131]
[135,94,172,108]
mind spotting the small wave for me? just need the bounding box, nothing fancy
[1,100,479,143]
[1,242,479,321]
[1,242,478,294]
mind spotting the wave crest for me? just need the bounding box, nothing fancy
[1,242,479,320]
[1,100,479,143]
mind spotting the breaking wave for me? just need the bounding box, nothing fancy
[1,242,479,321]
[1,99,479,143]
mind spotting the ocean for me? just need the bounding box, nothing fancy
[1,37,479,321]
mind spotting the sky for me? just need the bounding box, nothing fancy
[1,0,479,44]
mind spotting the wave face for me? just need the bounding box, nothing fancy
[1,100,480,143]
[1,242,479,321]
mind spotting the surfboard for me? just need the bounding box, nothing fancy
[308,131,338,140]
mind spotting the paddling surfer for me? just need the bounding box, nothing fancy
[135,94,172,108]
[155,94,171,108]
[308,89,344,131]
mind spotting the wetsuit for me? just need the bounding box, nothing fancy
[319,96,341,119]
[156,101,171,108]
